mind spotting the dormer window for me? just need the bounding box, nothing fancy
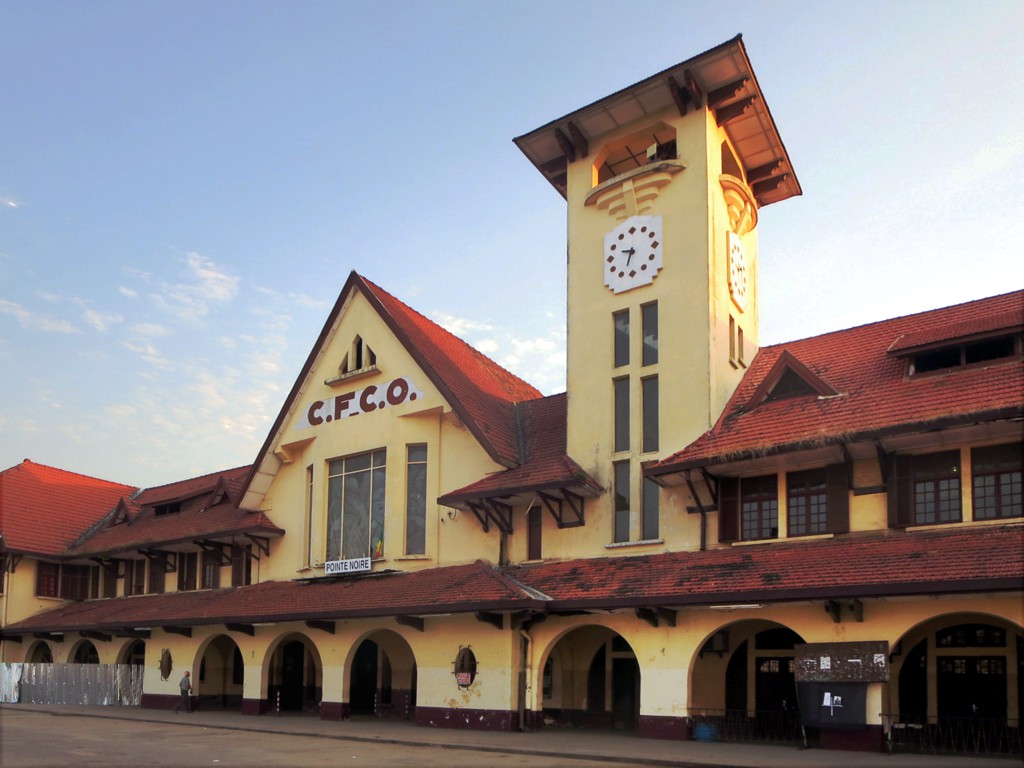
[154,502,181,516]
[911,335,1017,375]
[762,368,819,402]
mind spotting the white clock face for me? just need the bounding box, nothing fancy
[727,230,748,312]
[604,215,663,294]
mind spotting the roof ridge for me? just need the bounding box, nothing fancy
[358,274,543,401]
[2,458,136,489]
[141,464,252,495]
[762,288,1024,348]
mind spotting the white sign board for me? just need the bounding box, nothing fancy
[324,558,371,575]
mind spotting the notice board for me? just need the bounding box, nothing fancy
[794,641,889,683]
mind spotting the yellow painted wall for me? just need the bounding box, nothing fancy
[255,286,507,580]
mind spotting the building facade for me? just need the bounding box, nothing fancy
[1,36,1021,755]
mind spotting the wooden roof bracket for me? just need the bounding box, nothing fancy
[714,96,755,126]
[467,501,490,533]
[475,611,504,631]
[7,553,23,573]
[566,121,588,158]
[539,491,585,529]
[510,610,546,631]
[555,127,578,163]
[140,549,175,572]
[82,630,111,643]
[636,607,677,628]
[195,540,232,566]
[164,626,192,638]
[467,499,514,535]
[226,623,255,636]
[241,535,270,559]
[707,77,750,109]
[34,632,63,641]
[825,600,842,623]
[306,620,336,634]
[395,615,424,632]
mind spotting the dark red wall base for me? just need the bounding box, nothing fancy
[819,725,884,752]
[416,706,516,731]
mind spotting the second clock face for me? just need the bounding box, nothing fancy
[603,215,663,294]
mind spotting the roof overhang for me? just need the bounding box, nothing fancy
[514,35,800,206]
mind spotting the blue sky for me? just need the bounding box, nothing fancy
[1,1,1022,488]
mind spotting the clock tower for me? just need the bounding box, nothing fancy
[515,37,800,545]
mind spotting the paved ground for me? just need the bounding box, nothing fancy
[1,704,1021,768]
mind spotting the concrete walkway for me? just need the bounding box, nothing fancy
[2,703,1020,768]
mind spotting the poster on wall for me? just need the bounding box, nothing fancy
[797,682,868,729]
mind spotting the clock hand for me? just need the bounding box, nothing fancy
[623,246,635,264]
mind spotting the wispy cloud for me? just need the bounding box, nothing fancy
[119,286,139,298]
[83,308,123,332]
[150,252,240,320]
[0,194,21,209]
[0,299,79,333]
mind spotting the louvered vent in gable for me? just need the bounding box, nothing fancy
[325,335,378,386]
[747,350,838,408]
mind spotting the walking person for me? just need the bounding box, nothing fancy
[173,670,192,713]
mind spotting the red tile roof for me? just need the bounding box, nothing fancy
[1,560,543,633]
[7,525,1019,636]
[508,524,1024,609]
[360,275,543,467]
[0,460,137,557]
[242,273,544,510]
[67,465,282,557]
[653,291,1024,472]
[438,394,602,505]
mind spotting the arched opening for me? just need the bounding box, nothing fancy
[887,613,1022,755]
[71,640,99,664]
[197,635,244,710]
[266,633,323,715]
[539,625,640,731]
[346,630,417,720]
[26,641,52,663]
[690,620,805,745]
[118,639,146,667]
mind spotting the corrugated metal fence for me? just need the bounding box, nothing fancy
[0,663,143,706]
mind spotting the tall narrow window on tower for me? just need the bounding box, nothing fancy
[642,302,658,366]
[642,376,659,452]
[613,378,630,452]
[613,310,630,367]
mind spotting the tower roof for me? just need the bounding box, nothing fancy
[514,35,800,207]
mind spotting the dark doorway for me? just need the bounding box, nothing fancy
[899,639,927,722]
[350,640,378,714]
[938,656,1007,720]
[280,641,306,711]
[755,657,795,713]
[725,639,749,713]
[611,657,640,729]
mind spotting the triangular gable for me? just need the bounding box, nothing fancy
[745,349,837,408]
[241,272,542,512]
[109,497,135,526]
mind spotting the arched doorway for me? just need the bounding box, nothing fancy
[539,626,640,731]
[690,620,804,744]
[894,616,1021,723]
[346,630,417,720]
[889,614,1022,755]
[26,641,52,663]
[71,640,99,664]
[198,635,244,710]
[266,634,322,714]
[118,639,146,667]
